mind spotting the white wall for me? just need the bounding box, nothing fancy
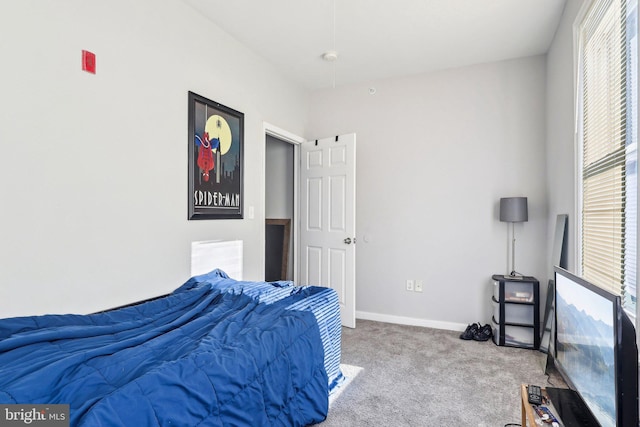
[0,0,308,317]
[545,0,584,274]
[306,57,549,328]
[0,1,578,331]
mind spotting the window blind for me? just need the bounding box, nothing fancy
[580,0,629,299]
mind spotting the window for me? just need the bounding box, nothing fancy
[578,0,637,316]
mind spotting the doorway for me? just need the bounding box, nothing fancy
[265,134,295,281]
[264,123,304,282]
[263,125,357,328]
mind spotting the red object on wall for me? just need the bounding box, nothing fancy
[82,50,96,74]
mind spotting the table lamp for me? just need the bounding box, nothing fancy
[500,197,528,277]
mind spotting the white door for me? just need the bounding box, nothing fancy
[299,133,356,328]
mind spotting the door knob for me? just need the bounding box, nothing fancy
[344,237,352,244]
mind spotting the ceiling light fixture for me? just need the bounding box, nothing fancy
[322,51,338,62]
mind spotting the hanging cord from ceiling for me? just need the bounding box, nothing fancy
[331,0,336,88]
[321,0,338,88]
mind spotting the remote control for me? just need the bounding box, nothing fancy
[528,384,543,405]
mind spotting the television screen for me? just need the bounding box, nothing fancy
[555,270,617,427]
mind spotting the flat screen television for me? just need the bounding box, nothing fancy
[552,267,638,427]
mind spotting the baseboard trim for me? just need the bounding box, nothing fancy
[356,311,467,332]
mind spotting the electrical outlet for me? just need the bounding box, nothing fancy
[406,279,414,291]
[415,280,423,292]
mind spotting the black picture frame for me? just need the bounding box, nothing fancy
[188,91,244,220]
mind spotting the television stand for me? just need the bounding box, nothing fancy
[545,387,599,427]
[520,384,599,427]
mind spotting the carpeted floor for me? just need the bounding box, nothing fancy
[315,319,564,426]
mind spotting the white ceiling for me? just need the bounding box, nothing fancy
[181,0,567,90]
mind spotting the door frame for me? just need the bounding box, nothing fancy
[263,122,304,283]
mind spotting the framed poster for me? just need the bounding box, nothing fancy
[188,91,244,219]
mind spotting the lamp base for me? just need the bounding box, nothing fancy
[507,271,525,279]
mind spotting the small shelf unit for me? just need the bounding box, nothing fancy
[491,274,540,350]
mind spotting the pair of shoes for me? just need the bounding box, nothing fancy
[474,324,492,341]
[459,323,480,340]
[459,322,493,341]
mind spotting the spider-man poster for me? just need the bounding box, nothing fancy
[188,91,243,219]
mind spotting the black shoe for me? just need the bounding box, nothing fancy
[459,323,480,340]
[473,324,493,341]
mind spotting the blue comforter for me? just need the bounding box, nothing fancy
[0,270,342,426]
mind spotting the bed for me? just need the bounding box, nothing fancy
[0,269,343,426]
